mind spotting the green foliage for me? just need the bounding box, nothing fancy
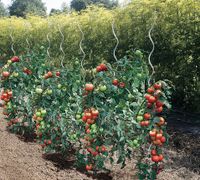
[9,0,46,17]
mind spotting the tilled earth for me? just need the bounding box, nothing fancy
[0,110,199,180]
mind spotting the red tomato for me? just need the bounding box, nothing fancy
[82,116,87,122]
[86,129,90,134]
[101,146,106,152]
[148,96,156,103]
[96,146,99,151]
[100,63,107,71]
[112,79,119,86]
[96,66,102,72]
[11,56,20,62]
[147,87,154,94]
[154,83,162,89]
[2,71,10,77]
[144,94,151,100]
[92,151,98,156]
[144,113,151,120]
[156,133,163,140]
[47,71,53,77]
[87,119,95,125]
[140,121,145,126]
[160,136,166,143]
[56,71,61,76]
[158,117,165,126]
[86,164,93,171]
[152,155,160,162]
[119,82,125,88]
[158,154,164,161]
[147,103,153,108]
[85,84,94,91]
[144,120,150,126]
[85,112,92,119]
[149,131,156,137]
[47,140,52,145]
[156,101,164,107]
[151,149,157,156]
[156,106,163,113]
[91,110,99,116]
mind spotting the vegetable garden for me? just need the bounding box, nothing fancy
[0,0,199,179]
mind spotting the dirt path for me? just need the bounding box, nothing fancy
[0,109,199,180]
[0,113,92,180]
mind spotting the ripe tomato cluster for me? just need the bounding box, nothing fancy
[96,63,108,72]
[23,67,32,75]
[112,79,125,88]
[0,89,12,103]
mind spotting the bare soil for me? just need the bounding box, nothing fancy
[0,109,199,180]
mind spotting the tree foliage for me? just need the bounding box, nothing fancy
[0,0,8,17]
[9,0,46,17]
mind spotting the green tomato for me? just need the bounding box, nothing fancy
[91,124,97,130]
[133,139,139,146]
[136,116,143,122]
[74,61,79,65]
[13,72,19,77]
[41,64,45,67]
[58,84,62,89]
[76,114,81,120]
[47,124,50,128]
[36,112,41,117]
[99,128,104,133]
[76,80,80,84]
[47,89,52,95]
[36,88,43,94]
[7,60,12,64]
[135,50,142,56]
[62,87,67,92]
[41,110,47,116]
[99,85,107,92]
[40,121,45,126]
[137,73,142,78]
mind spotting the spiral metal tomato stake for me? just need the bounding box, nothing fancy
[147,14,157,86]
[58,24,65,68]
[9,20,16,56]
[112,20,119,63]
[47,19,52,60]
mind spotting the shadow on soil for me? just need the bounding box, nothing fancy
[43,152,113,180]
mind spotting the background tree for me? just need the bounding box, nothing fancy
[0,0,8,17]
[71,0,118,11]
[9,0,46,17]
[50,8,62,16]
[61,2,70,13]
[70,0,87,12]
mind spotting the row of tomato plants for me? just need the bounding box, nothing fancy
[0,48,172,179]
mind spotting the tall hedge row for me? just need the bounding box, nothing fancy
[0,0,199,112]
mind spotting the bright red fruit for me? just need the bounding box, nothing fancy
[112,79,119,86]
[96,66,102,72]
[119,82,125,88]
[151,155,160,162]
[154,83,162,89]
[56,71,60,76]
[100,63,107,71]
[2,71,10,77]
[147,87,154,94]
[156,106,163,113]
[86,164,93,171]
[160,136,166,143]
[85,84,94,91]
[151,149,157,156]
[144,113,151,120]
[148,96,156,103]
[11,56,20,62]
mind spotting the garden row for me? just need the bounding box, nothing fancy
[0,0,199,112]
[0,48,172,179]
